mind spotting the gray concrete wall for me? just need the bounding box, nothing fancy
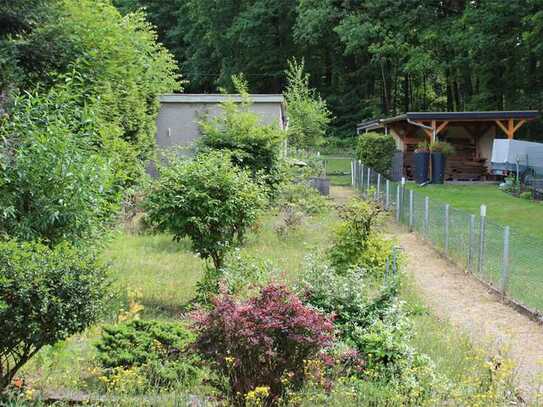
[156,101,284,149]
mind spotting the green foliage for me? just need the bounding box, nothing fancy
[520,191,533,200]
[221,249,281,299]
[298,254,438,403]
[0,85,118,245]
[0,240,109,390]
[356,133,397,175]
[1,0,179,185]
[297,254,397,340]
[285,59,332,149]
[96,319,202,391]
[415,140,430,153]
[430,141,455,157]
[277,182,329,215]
[144,151,266,269]
[285,149,326,180]
[329,199,392,275]
[113,0,543,138]
[199,77,286,195]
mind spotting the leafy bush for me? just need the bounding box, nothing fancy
[144,152,266,269]
[297,254,397,341]
[356,133,397,175]
[221,250,281,299]
[0,86,118,245]
[277,182,329,215]
[285,59,332,150]
[0,240,109,390]
[96,319,202,391]
[328,199,391,274]
[193,283,334,405]
[1,0,179,186]
[297,254,438,403]
[199,76,286,195]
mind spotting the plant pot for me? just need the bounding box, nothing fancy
[414,152,430,184]
[431,152,446,184]
[308,176,330,196]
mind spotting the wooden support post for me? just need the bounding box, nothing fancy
[507,119,514,140]
[435,121,449,135]
[495,119,526,140]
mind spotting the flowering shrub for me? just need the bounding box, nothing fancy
[328,199,393,276]
[297,254,397,340]
[193,284,334,404]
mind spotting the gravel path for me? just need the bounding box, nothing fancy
[395,225,543,399]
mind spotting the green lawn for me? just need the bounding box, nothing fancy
[406,183,543,239]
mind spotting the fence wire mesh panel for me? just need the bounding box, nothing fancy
[351,160,543,316]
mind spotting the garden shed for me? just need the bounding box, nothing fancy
[357,111,540,180]
[156,94,286,149]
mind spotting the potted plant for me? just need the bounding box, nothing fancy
[414,140,431,184]
[430,141,455,184]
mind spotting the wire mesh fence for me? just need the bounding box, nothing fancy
[351,160,543,316]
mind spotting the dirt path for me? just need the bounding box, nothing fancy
[330,186,543,398]
[395,225,543,398]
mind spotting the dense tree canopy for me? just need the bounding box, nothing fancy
[113,0,543,137]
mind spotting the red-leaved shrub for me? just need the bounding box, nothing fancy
[193,283,334,404]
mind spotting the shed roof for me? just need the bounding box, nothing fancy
[160,94,285,104]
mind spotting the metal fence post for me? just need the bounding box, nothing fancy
[366,167,371,197]
[424,196,429,237]
[400,177,406,223]
[351,160,355,186]
[358,160,364,194]
[444,204,450,255]
[408,190,414,232]
[467,214,475,272]
[396,184,401,222]
[478,205,487,276]
[377,173,381,202]
[500,226,510,295]
[385,180,390,211]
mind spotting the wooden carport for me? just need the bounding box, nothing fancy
[357,111,540,180]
